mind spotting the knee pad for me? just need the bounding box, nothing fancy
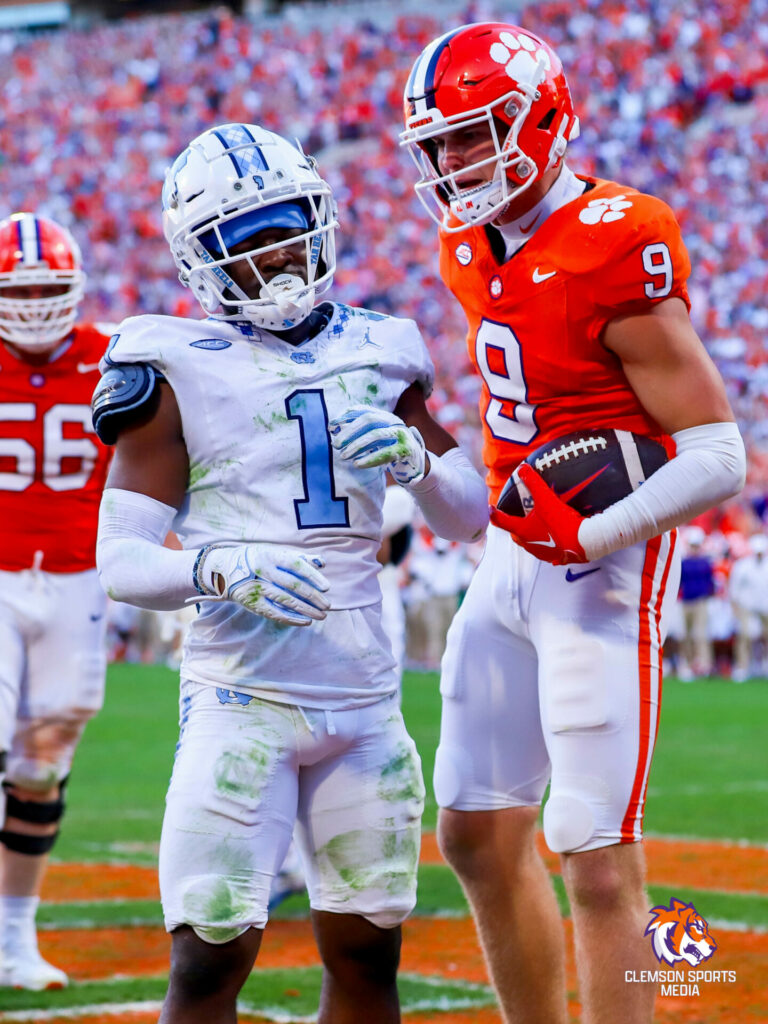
[0,776,67,856]
[543,792,595,854]
[5,755,70,794]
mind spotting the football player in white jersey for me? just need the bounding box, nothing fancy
[93,123,489,1024]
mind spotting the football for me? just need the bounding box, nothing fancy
[497,429,669,518]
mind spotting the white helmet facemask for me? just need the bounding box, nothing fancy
[0,269,85,349]
[162,124,338,332]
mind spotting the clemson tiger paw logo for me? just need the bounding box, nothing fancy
[645,898,718,967]
[578,195,633,224]
[490,31,551,83]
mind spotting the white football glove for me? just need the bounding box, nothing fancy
[192,543,331,627]
[329,406,427,485]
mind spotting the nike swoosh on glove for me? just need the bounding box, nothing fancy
[329,406,427,485]
[490,463,588,565]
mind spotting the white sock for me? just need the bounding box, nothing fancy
[1,896,40,958]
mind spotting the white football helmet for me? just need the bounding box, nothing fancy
[0,212,86,349]
[162,124,338,331]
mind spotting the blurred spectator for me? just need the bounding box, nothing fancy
[378,484,417,679]
[678,526,716,679]
[0,0,765,518]
[729,533,768,681]
[404,529,475,671]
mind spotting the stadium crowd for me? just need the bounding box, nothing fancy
[3,0,767,678]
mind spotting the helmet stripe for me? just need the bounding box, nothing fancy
[16,214,41,266]
[406,26,464,115]
[213,124,269,178]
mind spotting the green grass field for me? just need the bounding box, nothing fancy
[2,663,766,1021]
[59,663,768,863]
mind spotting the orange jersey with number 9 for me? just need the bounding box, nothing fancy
[0,324,112,571]
[439,176,691,504]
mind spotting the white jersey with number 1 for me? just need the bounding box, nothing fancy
[106,302,434,707]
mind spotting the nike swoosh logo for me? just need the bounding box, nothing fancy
[532,268,557,283]
[77,362,100,374]
[520,214,541,234]
[565,567,601,582]
[558,465,610,504]
[530,535,557,548]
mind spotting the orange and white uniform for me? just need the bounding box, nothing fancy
[434,174,683,852]
[0,325,112,789]
[440,176,688,502]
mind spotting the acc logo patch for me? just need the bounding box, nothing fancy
[455,242,473,266]
[190,338,232,351]
[290,351,315,364]
[645,898,717,967]
[489,275,503,299]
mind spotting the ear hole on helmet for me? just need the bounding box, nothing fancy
[537,108,557,130]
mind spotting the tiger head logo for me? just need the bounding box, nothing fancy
[645,898,717,967]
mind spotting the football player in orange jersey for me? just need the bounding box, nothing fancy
[401,23,746,1024]
[0,212,112,990]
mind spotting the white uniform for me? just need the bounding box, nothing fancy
[436,525,680,852]
[107,303,432,937]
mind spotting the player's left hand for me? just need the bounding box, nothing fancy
[491,463,588,565]
[329,406,427,485]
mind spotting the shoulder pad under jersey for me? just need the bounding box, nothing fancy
[91,362,163,445]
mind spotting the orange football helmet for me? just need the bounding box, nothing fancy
[401,23,580,230]
[0,212,86,349]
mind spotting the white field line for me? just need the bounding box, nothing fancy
[0,1002,164,1021]
[0,985,496,1024]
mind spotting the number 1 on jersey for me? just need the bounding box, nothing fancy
[475,320,539,445]
[286,389,350,529]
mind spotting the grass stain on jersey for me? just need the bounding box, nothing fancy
[212,742,272,803]
[188,462,210,487]
[181,875,253,944]
[253,410,288,432]
[381,831,420,895]
[378,743,425,804]
[317,831,378,894]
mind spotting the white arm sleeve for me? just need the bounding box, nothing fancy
[579,421,746,561]
[403,446,490,543]
[96,488,199,610]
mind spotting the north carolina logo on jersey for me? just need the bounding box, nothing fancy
[190,338,232,351]
[455,242,473,266]
[578,194,633,225]
[489,275,503,299]
[215,688,255,706]
[645,898,717,967]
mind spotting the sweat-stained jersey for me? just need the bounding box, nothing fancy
[104,304,434,701]
[0,325,112,571]
[439,176,691,504]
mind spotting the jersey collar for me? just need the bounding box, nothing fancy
[495,165,587,260]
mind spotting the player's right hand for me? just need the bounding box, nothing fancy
[193,544,331,626]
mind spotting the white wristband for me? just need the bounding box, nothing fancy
[579,421,746,560]
[96,488,198,610]
[404,446,489,543]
